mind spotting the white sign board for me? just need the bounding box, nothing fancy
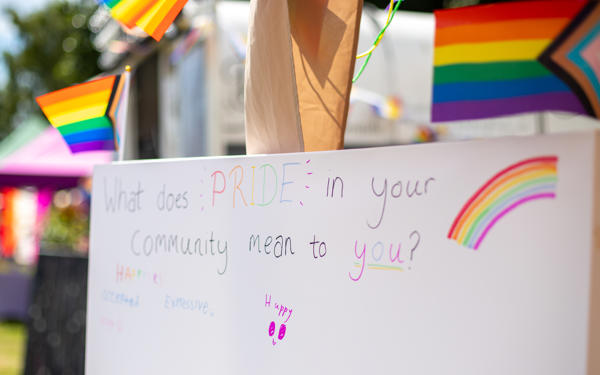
[87,131,600,374]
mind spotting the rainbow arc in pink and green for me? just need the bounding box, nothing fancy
[448,156,558,250]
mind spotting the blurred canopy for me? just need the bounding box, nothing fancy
[0,0,100,139]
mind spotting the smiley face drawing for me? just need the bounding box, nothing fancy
[268,321,286,346]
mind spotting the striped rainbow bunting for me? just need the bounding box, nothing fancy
[432,1,588,122]
[448,156,558,250]
[36,75,125,153]
[99,0,188,41]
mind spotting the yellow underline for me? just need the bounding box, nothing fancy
[353,263,404,271]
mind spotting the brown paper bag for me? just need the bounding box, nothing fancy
[289,0,363,151]
[244,0,363,154]
[244,0,304,154]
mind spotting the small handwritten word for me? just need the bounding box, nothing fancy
[102,290,140,308]
[103,178,145,213]
[309,235,327,259]
[265,294,293,323]
[265,293,293,346]
[211,161,308,208]
[99,316,123,333]
[249,234,294,258]
[349,230,421,282]
[325,176,344,198]
[156,184,189,211]
[115,264,162,285]
[164,294,213,316]
[130,230,228,275]
[367,176,436,229]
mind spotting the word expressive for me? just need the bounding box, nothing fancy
[164,294,212,316]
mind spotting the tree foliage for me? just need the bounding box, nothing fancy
[0,0,100,138]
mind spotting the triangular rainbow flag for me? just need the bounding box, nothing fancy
[36,75,125,153]
[100,0,188,41]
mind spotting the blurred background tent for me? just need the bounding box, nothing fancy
[0,116,109,352]
[0,116,110,262]
[0,117,112,189]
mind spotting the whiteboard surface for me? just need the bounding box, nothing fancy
[87,131,597,374]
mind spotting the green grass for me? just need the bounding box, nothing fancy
[0,322,26,375]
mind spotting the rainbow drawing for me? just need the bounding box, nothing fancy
[448,156,558,250]
[432,1,587,122]
[100,0,188,41]
[36,75,124,153]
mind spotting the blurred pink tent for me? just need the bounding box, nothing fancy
[0,119,113,188]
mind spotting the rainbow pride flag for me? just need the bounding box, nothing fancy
[448,156,557,250]
[100,0,188,41]
[540,2,600,118]
[432,1,588,122]
[36,75,125,153]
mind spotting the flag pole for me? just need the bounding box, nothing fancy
[118,65,132,162]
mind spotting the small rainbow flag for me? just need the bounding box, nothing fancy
[448,156,558,250]
[432,1,587,122]
[100,0,188,41]
[36,75,125,153]
[350,88,403,120]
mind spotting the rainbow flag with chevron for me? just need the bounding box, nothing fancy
[432,0,596,122]
[99,0,188,41]
[36,74,128,153]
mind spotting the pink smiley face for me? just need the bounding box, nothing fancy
[268,321,286,345]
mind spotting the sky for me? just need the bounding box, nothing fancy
[0,0,55,84]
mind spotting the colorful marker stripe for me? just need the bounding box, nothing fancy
[448,156,558,250]
[432,1,588,122]
[99,0,188,41]
[36,75,123,153]
[354,263,404,271]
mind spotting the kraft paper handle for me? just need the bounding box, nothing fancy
[244,0,363,154]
